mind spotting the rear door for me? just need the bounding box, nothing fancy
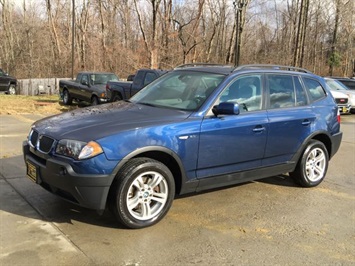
[263,74,315,166]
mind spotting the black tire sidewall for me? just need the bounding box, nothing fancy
[91,96,99,105]
[114,158,175,229]
[63,90,72,105]
[113,94,122,102]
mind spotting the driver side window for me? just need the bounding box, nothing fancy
[218,75,262,113]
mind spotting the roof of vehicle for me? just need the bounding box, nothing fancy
[174,63,235,75]
[174,63,314,76]
[78,71,117,75]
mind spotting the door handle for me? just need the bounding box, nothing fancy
[302,120,311,126]
[253,126,265,133]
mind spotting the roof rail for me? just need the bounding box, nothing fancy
[234,64,313,74]
[175,63,232,69]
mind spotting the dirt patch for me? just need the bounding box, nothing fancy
[0,95,79,115]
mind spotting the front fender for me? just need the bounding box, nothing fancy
[109,146,198,195]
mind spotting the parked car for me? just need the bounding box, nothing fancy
[106,69,167,102]
[325,77,355,114]
[59,72,119,105]
[0,68,17,95]
[328,77,355,90]
[23,64,342,229]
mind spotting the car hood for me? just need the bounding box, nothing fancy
[32,101,191,141]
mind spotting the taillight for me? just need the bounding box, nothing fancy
[337,109,341,123]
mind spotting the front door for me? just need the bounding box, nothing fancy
[197,74,268,179]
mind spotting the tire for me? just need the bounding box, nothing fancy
[91,96,99,105]
[8,84,16,95]
[112,93,122,102]
[110,158,175,229]
[290,140,329,187]
[63,89,72,105]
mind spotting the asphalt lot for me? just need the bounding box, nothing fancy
[0,113,354,266]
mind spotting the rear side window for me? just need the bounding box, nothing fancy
[266,74,308,109]
[303,77,326,102]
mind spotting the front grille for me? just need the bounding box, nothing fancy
[28,129,55,154]
[38,136,55,153]
[335,98,348,104]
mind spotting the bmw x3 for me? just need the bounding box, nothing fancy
[23,64,342,228]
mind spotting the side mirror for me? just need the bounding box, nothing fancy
[82,80,89,86]
[212,102,240,116]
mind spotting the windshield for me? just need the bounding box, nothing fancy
[90,73,119,85]
[325,79,350,91]
[130,71,225,111]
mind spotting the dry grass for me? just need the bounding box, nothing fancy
[0,95,79,115]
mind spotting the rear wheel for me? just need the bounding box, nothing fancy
[290,140,329,187]
[8,84,16,95]
[112,93,122,102]
[110,158,175,229]
[63,89,72,105]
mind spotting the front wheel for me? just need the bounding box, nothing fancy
[290,140,329,187]
[110,158,175,229]
[91,96,99,105]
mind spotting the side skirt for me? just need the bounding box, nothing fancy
[195,163,296,192]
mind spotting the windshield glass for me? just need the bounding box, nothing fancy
[130,71,225,111]
[325,79,350,91]
[90,73,119,85]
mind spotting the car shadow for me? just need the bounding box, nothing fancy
[1,154,299,229]
[0,155,126,229]
[257,174,298,187]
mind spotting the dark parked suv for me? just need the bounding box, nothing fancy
[0,68,17,94]
[23,64,342,229]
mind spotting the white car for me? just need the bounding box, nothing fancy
[325,78,354,114]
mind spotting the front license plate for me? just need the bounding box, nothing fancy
[26,161,37,183]
[342,107,346,113]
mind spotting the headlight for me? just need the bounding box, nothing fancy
[55,139,103,160]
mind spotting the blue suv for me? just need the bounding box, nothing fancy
[23,64,342,228]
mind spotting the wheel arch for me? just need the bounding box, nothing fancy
[112,91,123,101]
[109,146,190,196]
[291,131,332,171]
[311,133,332,159]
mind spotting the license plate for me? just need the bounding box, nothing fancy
[342,107,346,113]
[26,161,37,183]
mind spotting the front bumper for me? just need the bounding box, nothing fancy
[23,142,116,211]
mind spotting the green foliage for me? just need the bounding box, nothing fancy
[327,51,341,67]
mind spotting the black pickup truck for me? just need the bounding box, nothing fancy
[0,68,17,95]
[106,69,167,102]
[59,72,119,105]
